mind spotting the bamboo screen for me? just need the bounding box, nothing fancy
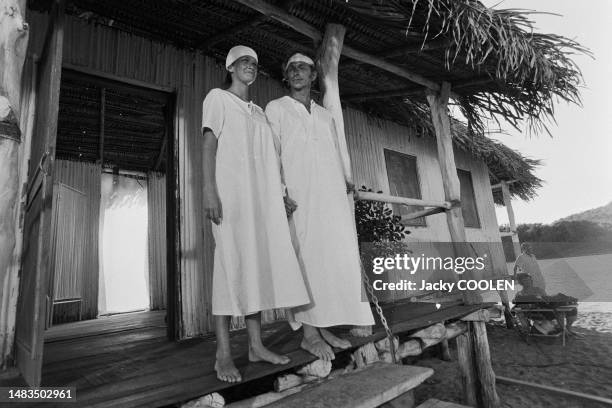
[53,160,102,320]
[147,172,167,310]
[51,183,86,301]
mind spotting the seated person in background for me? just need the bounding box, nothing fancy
[513,243,546,292]
[513,274,578,335]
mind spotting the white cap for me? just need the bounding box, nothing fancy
[225,45,258,70]
[284,53,315,71]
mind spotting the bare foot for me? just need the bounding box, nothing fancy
[301,333,335,361]
[349,325,372,338]
[320,328,352,349]
[214,355,242,383]
[248,344,291,365]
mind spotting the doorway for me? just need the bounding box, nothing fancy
[46,69,175,332]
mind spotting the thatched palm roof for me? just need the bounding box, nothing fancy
[31,0,583,199]
[451,122,542,203]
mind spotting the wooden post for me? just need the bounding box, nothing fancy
[98,88,105,164]
[426,83,481,305]
[471,321,500,408]
[456,331,478,407]
[439,338,452,361]
[501,181,520,258]
[318,23,351,183]
[499,181,517,328]
[318,23,375,336]
[0,0,30,368]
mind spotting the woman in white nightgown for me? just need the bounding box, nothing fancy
[201,46,309,383]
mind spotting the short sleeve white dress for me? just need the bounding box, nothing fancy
[202,88,310,316]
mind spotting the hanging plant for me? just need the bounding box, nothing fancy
[355,187,411,280]
[355,187,409,244]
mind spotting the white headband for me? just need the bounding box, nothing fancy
[226,45,258,70]
[284,53,315,71]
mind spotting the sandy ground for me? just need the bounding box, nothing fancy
[416,254,612,407]
[414,312,612,407]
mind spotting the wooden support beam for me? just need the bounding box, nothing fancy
[461,309,490,322]
[500,181,517,231]
[426,82,481,305]
[231,0,442,92]
[63,63,174,93]
[200,15,267,48]
[471,321,500,408]
[381,39,452,59]
[342,77,495,103]
[490,179,518,190]
[341,39,451,71]
[500,180,520,284]
[496,376,612,406]
[98,88,105,164]
[199,0,301,49]
[402,206,447,222]
[426,83,462,234]
[456,331,478,407]
[343,86,423,103]
[341,46,441,91]
[330,0,424,39]
[438,338,452,361]
[231,0,320,41]
[318,23,351,181]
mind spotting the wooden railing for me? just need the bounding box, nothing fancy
[353,191,458,221]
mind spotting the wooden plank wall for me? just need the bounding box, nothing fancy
[29,12,505,336]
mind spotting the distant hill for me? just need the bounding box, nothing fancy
[557,201,612,228]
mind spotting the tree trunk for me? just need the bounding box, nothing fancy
[426,83,482,305]
[0,0,30,368]
[318,23,351,183]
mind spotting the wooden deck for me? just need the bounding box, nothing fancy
[16,302,486,408]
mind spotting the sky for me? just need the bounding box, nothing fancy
[479,0,612,224]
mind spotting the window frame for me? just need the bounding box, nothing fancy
[456,168,481,229]
[383,148,426,227]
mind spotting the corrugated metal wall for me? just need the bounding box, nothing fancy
[344,107,506,280]
[29,12,505,336]
[53,160,101,320]
[147,172,167,310]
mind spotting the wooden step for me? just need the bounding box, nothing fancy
[417,398,472,408]
[264,362,433,408]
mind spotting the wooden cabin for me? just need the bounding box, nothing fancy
[0,0,583,407]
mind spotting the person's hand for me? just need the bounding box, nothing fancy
[284,195,298,217]
[204,188,223,225]
[346,181,355,194]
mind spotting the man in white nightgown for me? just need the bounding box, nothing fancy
[265,53,374,361]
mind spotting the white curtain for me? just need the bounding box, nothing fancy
[98,173,149,314]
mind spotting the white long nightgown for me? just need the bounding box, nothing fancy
[202,89,310,316]
[265,96,374,328]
